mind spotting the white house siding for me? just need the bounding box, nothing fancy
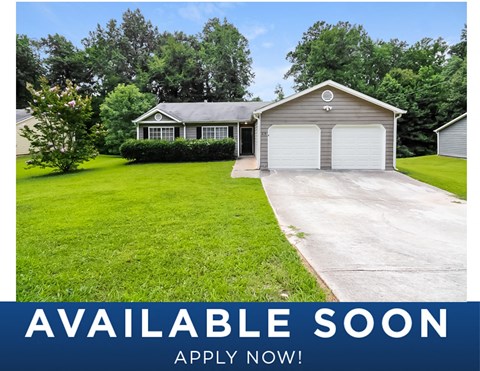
[16,117,37,156]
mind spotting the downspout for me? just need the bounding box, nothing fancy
[393,113,403,169]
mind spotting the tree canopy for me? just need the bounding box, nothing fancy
[285,21,467,157]
[16,9,466,157]
[100,84,156,154]
[16,34,43,108]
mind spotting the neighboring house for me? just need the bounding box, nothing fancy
[434,113,467,159]
[16,109,37,156]
[133,80,407,170]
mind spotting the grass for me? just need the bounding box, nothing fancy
[17,156,326,302]
[396,155,467,199]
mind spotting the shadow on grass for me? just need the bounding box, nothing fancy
[17,167,98,181]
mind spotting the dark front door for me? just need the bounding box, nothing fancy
[241,127,253,155]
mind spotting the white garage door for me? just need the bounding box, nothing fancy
[332,125,385,170]
[268,125,320,169]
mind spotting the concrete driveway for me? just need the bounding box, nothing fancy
[262,171,466,301]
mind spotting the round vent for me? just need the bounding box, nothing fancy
[321,90,334,102]
[154,113,163,121]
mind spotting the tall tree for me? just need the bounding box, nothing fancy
[16,34,43,108]
[401,37,449,73]
[100,84,156,154]
[285,21,373,92]
[449,26,467,59]
[144,33,204,102]
[83,8,160,95]
[39,34,91,91]
[200,18,254,101]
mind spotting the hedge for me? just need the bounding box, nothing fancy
[119,138,236,163]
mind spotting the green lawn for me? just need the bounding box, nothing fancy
[17,156,326,302]
[396,155,467,199]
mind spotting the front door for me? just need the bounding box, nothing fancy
[241,127,253,155]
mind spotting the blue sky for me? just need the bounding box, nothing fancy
[16,2,466,100]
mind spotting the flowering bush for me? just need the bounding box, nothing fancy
[21,78,98,172]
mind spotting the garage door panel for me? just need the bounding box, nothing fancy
[332,125,385,170]
[268,126,320,169]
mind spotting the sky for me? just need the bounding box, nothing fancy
[16,2,466,101]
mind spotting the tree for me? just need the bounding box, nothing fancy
[449,26,467,59]
[39,34,91,91]
[145,33,204,102]
[16,34,43,108]
[100,84,156,154]
[274,84,285,101]
[83,8,160,95]
[401,37,448,73]
[21,78,97,173]
[200,18,254,101]
[285,21,373,92]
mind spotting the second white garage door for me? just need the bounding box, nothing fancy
[268,125,320,169]
[332,125,386,170]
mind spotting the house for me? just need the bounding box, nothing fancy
[16,109,37,156]
[434,113,467,158]
[133,80,407,170]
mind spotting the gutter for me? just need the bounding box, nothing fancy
[393,113,403,169]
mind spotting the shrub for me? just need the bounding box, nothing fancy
[21,78,97,173]
[120,138,236,163]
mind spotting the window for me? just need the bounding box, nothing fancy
[202,126,228,140]
[149,127,174,141]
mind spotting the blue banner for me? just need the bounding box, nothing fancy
[0,303,478,370]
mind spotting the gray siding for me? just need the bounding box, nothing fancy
[259,86,394,170]
[438,117,467,158]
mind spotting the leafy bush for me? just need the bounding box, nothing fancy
[120,138,236,162]
[21,78,97,173]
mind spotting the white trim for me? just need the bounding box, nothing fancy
[393,113,402,169]
[183,123,186,139]
[321,90,334,102]
[137,120,178,124]
[148,126,175,141]
[267,125,321,169]
[254,113,261,169]
[237,122,240,157]
[136,125,140,140]
[331,124,386,170]
[254,80,407,115]
[201,126,229,140]
[436,131,440,155]
[133,108,181,123]
[434,112,467,133]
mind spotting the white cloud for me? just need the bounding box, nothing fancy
[177,3,226,23]
[244,25,268,41]
[250,64,295,101]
